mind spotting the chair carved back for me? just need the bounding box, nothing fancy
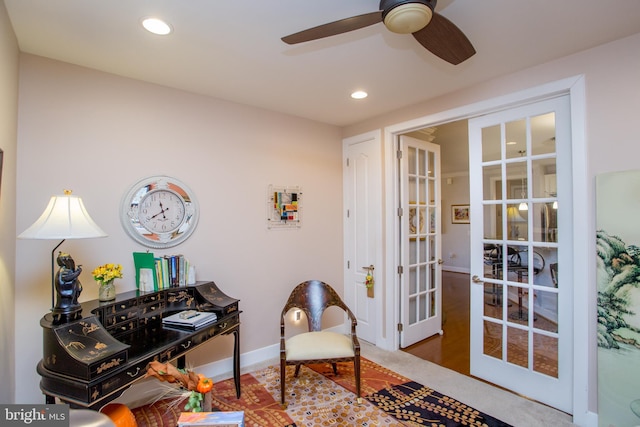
[281,280,353,332]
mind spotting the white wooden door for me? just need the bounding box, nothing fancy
[468,95,573,413]
[343,131,382,344]
[399,135,443,347]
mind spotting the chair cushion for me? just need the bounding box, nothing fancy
[285,331,354,361]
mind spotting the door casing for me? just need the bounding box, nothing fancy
[360,76,591,424]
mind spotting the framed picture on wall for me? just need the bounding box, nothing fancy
[451,204,470,224]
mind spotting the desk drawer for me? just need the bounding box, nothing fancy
[209,314,239,337]
[108,320,138,336]
[140,302,165,319]
[106,299,138,314]
[98,359,149,399]
[104,308,138,327]
[177,329,209,352]
[140,293,164,305]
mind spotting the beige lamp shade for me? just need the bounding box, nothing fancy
[507,206,526,223]
[18,191,107,240]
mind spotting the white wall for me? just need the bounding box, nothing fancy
[344,32,640,423]
[0,0,19,405]
[441,172,470,273]
[14,54,344,403]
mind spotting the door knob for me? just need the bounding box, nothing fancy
[472,275,483,284]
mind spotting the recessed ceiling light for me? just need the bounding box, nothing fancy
[142,18,172,35]
[506,141,517,145]
[351,91,368,99]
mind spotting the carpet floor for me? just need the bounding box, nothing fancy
[135,358,512,426]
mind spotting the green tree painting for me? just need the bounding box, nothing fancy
[596,229,640,349]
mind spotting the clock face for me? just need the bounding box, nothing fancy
[120,176,199,248]
[138,189,187,234]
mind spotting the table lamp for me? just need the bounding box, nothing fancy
[18,190,107,322]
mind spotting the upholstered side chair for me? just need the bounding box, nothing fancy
[279,280,361,406]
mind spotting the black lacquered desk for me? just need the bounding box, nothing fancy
[37,281,241,409]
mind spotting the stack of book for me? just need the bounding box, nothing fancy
[162,310,217,330]
[133,252,192,291]
[155,254,190,289]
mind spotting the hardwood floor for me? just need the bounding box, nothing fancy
[403,271,471,376]
[403,270,559,379]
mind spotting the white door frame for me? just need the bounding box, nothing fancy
[376,76,592,425]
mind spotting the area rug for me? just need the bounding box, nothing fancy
[133,358,510,427]
[134,358,512,427]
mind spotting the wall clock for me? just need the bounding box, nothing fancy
[120,175,199,249]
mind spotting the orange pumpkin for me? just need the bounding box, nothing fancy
[100,403,137,427]
[196,375,213,394]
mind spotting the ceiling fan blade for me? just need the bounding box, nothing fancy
[282,11,382,45]
[412,12,475,65]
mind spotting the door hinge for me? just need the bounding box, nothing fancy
[346,209,350,218]
[397,265,403,275]
[346,158,350,167]
[397,150,402,159]
[397,323,403,332]
[397,207,403,217]
[347,260,350,269]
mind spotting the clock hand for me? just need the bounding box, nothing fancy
[149,203,170,220]
[149,209,168,219]
[159,201,167,219]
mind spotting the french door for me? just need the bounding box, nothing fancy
[399,135,442,347]
[468,95,573,413]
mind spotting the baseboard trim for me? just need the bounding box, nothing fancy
[197,343,278,379]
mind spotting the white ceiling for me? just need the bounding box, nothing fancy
[5,0,640,127]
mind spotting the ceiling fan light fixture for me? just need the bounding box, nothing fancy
[383,3,432,34]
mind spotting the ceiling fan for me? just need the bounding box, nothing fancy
[281,0,475,65]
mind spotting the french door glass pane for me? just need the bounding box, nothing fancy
[533,333,558,378]
[484,321,502,358]
[482,125,501,162]
[481,111,559,382]
[531,113,556,155]
[505,119,526,160]
[507,326,528,368]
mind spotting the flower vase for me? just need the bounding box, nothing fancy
[98,280,116,302]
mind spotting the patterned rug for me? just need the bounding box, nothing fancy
[203,358,512,427]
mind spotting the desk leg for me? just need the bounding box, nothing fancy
[176,355,186,370]
[233,328,241,398]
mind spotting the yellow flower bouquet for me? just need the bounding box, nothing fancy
[92,263,123,284]
[92,263,123,301]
